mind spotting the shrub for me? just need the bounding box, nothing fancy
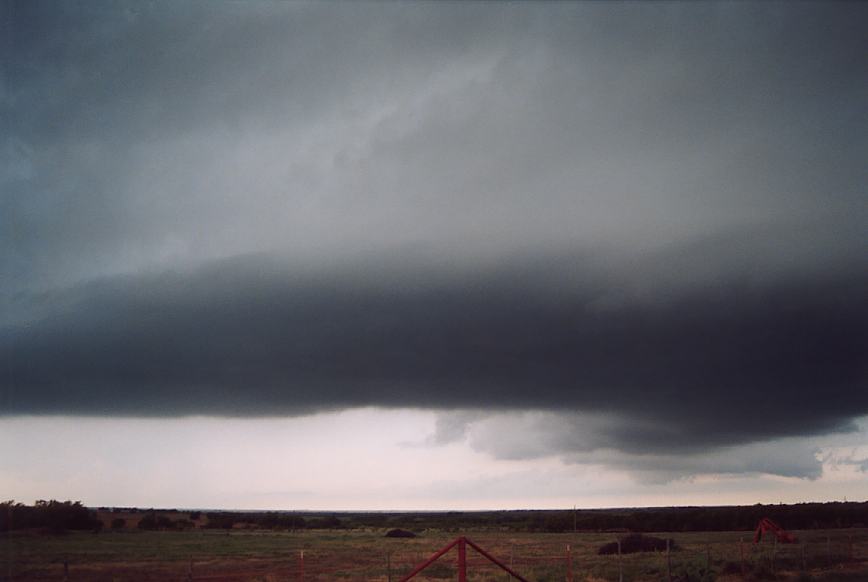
[138,512,179,530]
[598,534,676,555]
[385,528,416,538]
[308,515,342,529]
[137,512,158,530]
[416,561,452,579]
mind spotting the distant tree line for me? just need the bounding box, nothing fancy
[297,502,868,533]
[0,500,102,533]
[407,502,868,533]
[192,502,868,533]
[4,500,865,534]
[137,512,195,531]
[562,502,868,534]
[201,512,332,530]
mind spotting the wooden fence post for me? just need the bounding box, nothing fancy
[772,535,777,574]
[666,538,672,582]
[802,542,807,572]
[827,535,831,567]
[387,552,392,582]
[566,544,573,582]
[740,538,746,578]
[187,555,193,581]
[706,543,710,572]
[299,549,305,582]
[63,560,69,582]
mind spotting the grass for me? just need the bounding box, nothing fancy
[1,528,866,581]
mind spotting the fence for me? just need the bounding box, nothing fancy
[26,529,868,581]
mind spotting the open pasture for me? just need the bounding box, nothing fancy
[2,528,867,581]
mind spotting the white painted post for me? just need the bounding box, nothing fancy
[617,538,623,582]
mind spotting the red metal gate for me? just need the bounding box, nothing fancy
[398,536,529,582]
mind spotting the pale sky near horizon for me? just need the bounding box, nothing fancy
[2,1,867,509]
[2,411,867,510]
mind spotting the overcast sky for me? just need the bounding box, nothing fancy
[2,0,866,509]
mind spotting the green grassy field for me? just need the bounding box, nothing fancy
[2,528,867,581]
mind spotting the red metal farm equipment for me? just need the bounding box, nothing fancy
[753,517,797,544]
[398,536,529,582]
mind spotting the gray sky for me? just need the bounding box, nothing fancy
[2,0,866,507]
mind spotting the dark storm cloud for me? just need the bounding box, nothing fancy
[3,1,866,292]
[3,240,866,455]
[2,1,867,459]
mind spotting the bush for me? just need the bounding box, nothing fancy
[138,512,179,530]
[598,534,676,555]
[416,561,452,579]
[258,513,306,530]
[137,512,158,530]
[204,513,237,529]
[671,559,715,582]
[111,518,126,529]
[308,515,342,529]
[385,528,416,538]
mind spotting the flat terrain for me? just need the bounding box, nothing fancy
[2,528,867,581]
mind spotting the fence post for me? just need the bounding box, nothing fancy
[849,535,853,563]
[740,538,746,578]
[706,544,710,572]
[566,544,573,582]
[802,542,807,572]
[299,549,305,582]
[666,538,672,582]
[387,552,392,582]
[617,538,623,582]
[827,535,831,567]
[187,555,193,581]
[772,535,777,574]
[63,560,69,582]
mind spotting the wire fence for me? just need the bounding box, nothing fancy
[13,530,868,581]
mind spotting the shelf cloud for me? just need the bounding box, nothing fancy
[4,241,866,456]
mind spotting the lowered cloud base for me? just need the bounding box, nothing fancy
[4,244,866,453]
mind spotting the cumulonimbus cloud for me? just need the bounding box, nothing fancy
[2,1,866,474]
[3,241,865,457]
